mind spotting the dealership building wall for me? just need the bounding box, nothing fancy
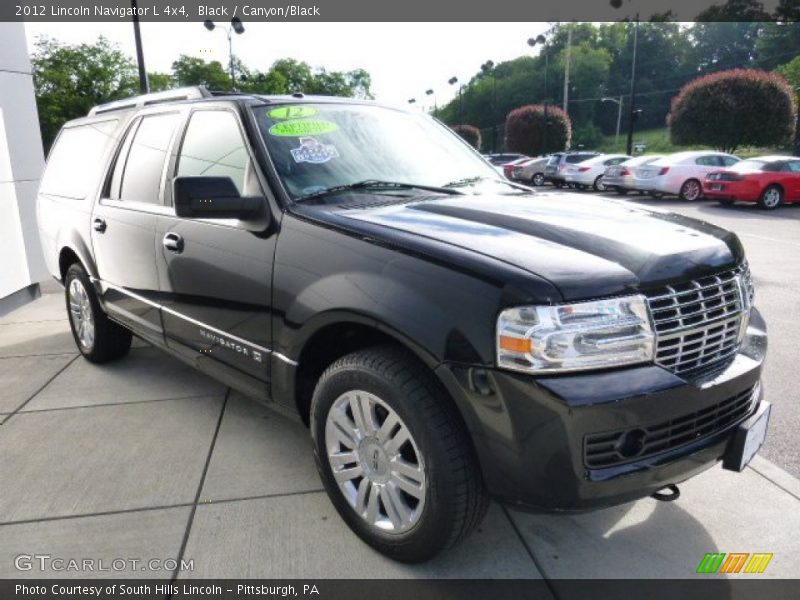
[0,22,48,313]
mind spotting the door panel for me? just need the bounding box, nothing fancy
[156,108,275,387]
[92,112,181,340]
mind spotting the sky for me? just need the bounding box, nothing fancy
[24,22,551,110]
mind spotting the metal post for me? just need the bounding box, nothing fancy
[227,29,235,89]
[562,24,572,114]
[543,53,549,154]
[130,0,149,94]
[616,95,623,145]
[626,15,639,156]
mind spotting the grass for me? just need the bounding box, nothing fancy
[595,127,789,158]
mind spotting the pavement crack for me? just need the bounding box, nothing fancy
[169,388,230,589]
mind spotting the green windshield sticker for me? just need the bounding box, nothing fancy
[268,106,318,119]
[268,120,339,137]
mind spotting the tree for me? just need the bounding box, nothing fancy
[31,36,138,149]
[171,55,231,90]
[147,72,173,92]
[505,104,571,155]
[667,69,796,153]
[451,125,482,150]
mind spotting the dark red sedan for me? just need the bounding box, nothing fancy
[704,155,800,209]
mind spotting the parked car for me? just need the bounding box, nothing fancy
[603,155,664,194]
[38,88,769,563]
[564,154,632,191]
[633,151,740,200]
[507,155,551,186]
[484,152,529,166]
[503,156,537,181]
[544,151,600,187]
[704,156,800,210]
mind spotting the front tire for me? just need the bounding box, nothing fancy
[758,185,783,210]
[310,346,488,563]
[65,263,132,363]
[679,179,702,201]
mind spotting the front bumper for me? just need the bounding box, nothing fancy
[436,308,768,511]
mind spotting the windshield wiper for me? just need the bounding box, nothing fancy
[444,175,534,194]
[294,179,464,202]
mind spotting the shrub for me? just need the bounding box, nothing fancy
[451,124,482,150]
[572,122,605,150]
[667,69,796,153]
[504,104,572,156]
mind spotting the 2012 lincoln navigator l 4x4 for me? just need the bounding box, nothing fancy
[37,87,770,563]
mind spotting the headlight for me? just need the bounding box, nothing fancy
[496,295,655,374]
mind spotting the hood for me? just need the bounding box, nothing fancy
[331,192,743,301]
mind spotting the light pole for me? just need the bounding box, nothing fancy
[425,88,436,114]
[481,60,497,152]
[203,17,245,89]
[448,76,462,124]
[528,34,550,154]
[130,0,148,93]
[601,96,624,147]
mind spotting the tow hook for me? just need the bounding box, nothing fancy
[651,484,680,502]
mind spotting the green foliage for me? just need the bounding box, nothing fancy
[505,104,571,155]
[171,55,232,90]
[31,36,138,150]
[667,69,797,153]
[147,72,173,92]
[451,125,482,150]
[775,56,800,90]
[572,122,605,150]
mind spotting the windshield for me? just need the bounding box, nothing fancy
[253,103,507,201]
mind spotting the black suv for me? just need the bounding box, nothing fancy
[37,88,770,563]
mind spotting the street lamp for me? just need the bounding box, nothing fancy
[203,17,245,89]
[448,76,462,124]
[425,88,436,114]
[601,96,624,147]
[481,60,498,152]
[528,34,550,154]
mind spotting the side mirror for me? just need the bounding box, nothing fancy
[173,176,264,220]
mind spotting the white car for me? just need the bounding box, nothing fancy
[633,151,740,200]
[564,154,632,191]
[602,155,664,194]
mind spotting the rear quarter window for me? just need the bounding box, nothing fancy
[39,120,119,199]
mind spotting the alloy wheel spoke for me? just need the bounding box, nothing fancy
[354,477,370,515]
[333,464,363,484]
[329,450,357,468]
[350,393,377,436]
[385,425,410,455]
[331,411,360,449]
[375,411,400,444]
[381,483,411,529]
[366,482,381,525]
[391,459,425,499]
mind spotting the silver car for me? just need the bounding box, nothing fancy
[509,156,551,186]
[603,155,664,194]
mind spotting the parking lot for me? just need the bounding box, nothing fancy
[0,190,798,582]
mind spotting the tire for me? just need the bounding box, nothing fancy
[64,263,132,363]
[758,185,783,210]
[679,179,702,201]
[593,175,606,192]
[717,199,735,207]
[649,191,664,199]
[531,173,545,187]
[614,187,628,195]
[310,345,488,563]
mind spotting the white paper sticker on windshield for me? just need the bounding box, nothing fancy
[290,137,339,164]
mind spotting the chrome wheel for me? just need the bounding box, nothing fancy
[532,173,545,187]
[762,187,781,208]
[325,390,426,534]
[681,179,701,201]
[68,278,94,350]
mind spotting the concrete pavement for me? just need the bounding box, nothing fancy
[0,278,798,580]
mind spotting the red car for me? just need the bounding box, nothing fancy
[704,155,800,209]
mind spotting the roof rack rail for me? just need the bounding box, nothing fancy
[88,86,212,116]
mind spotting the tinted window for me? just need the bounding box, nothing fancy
[784,161,800,173]
[40,120,119,199]
[118,113,179,204]
[721,156,739,166]
[695,155,720,166]
[177,110,249,193]
[565,154,594,164]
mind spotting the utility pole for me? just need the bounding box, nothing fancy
[626,14,640,156]
[130,0,149,94]
[563,24,572,114]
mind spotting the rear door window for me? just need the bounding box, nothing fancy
[116,112,180,205]
[39,120,119,199]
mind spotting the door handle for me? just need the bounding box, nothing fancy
[162,232,184,254]
[92,217,107,233]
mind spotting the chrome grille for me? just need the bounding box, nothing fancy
[645,266,749,377]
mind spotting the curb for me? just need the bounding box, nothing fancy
[748,455,800,502]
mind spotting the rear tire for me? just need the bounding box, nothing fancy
[679,179,702,201]
[65,263,131,363]
[531,173,545,187]
[758,185,783,210]
[310,345,489,563]
[593,175,606,191]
